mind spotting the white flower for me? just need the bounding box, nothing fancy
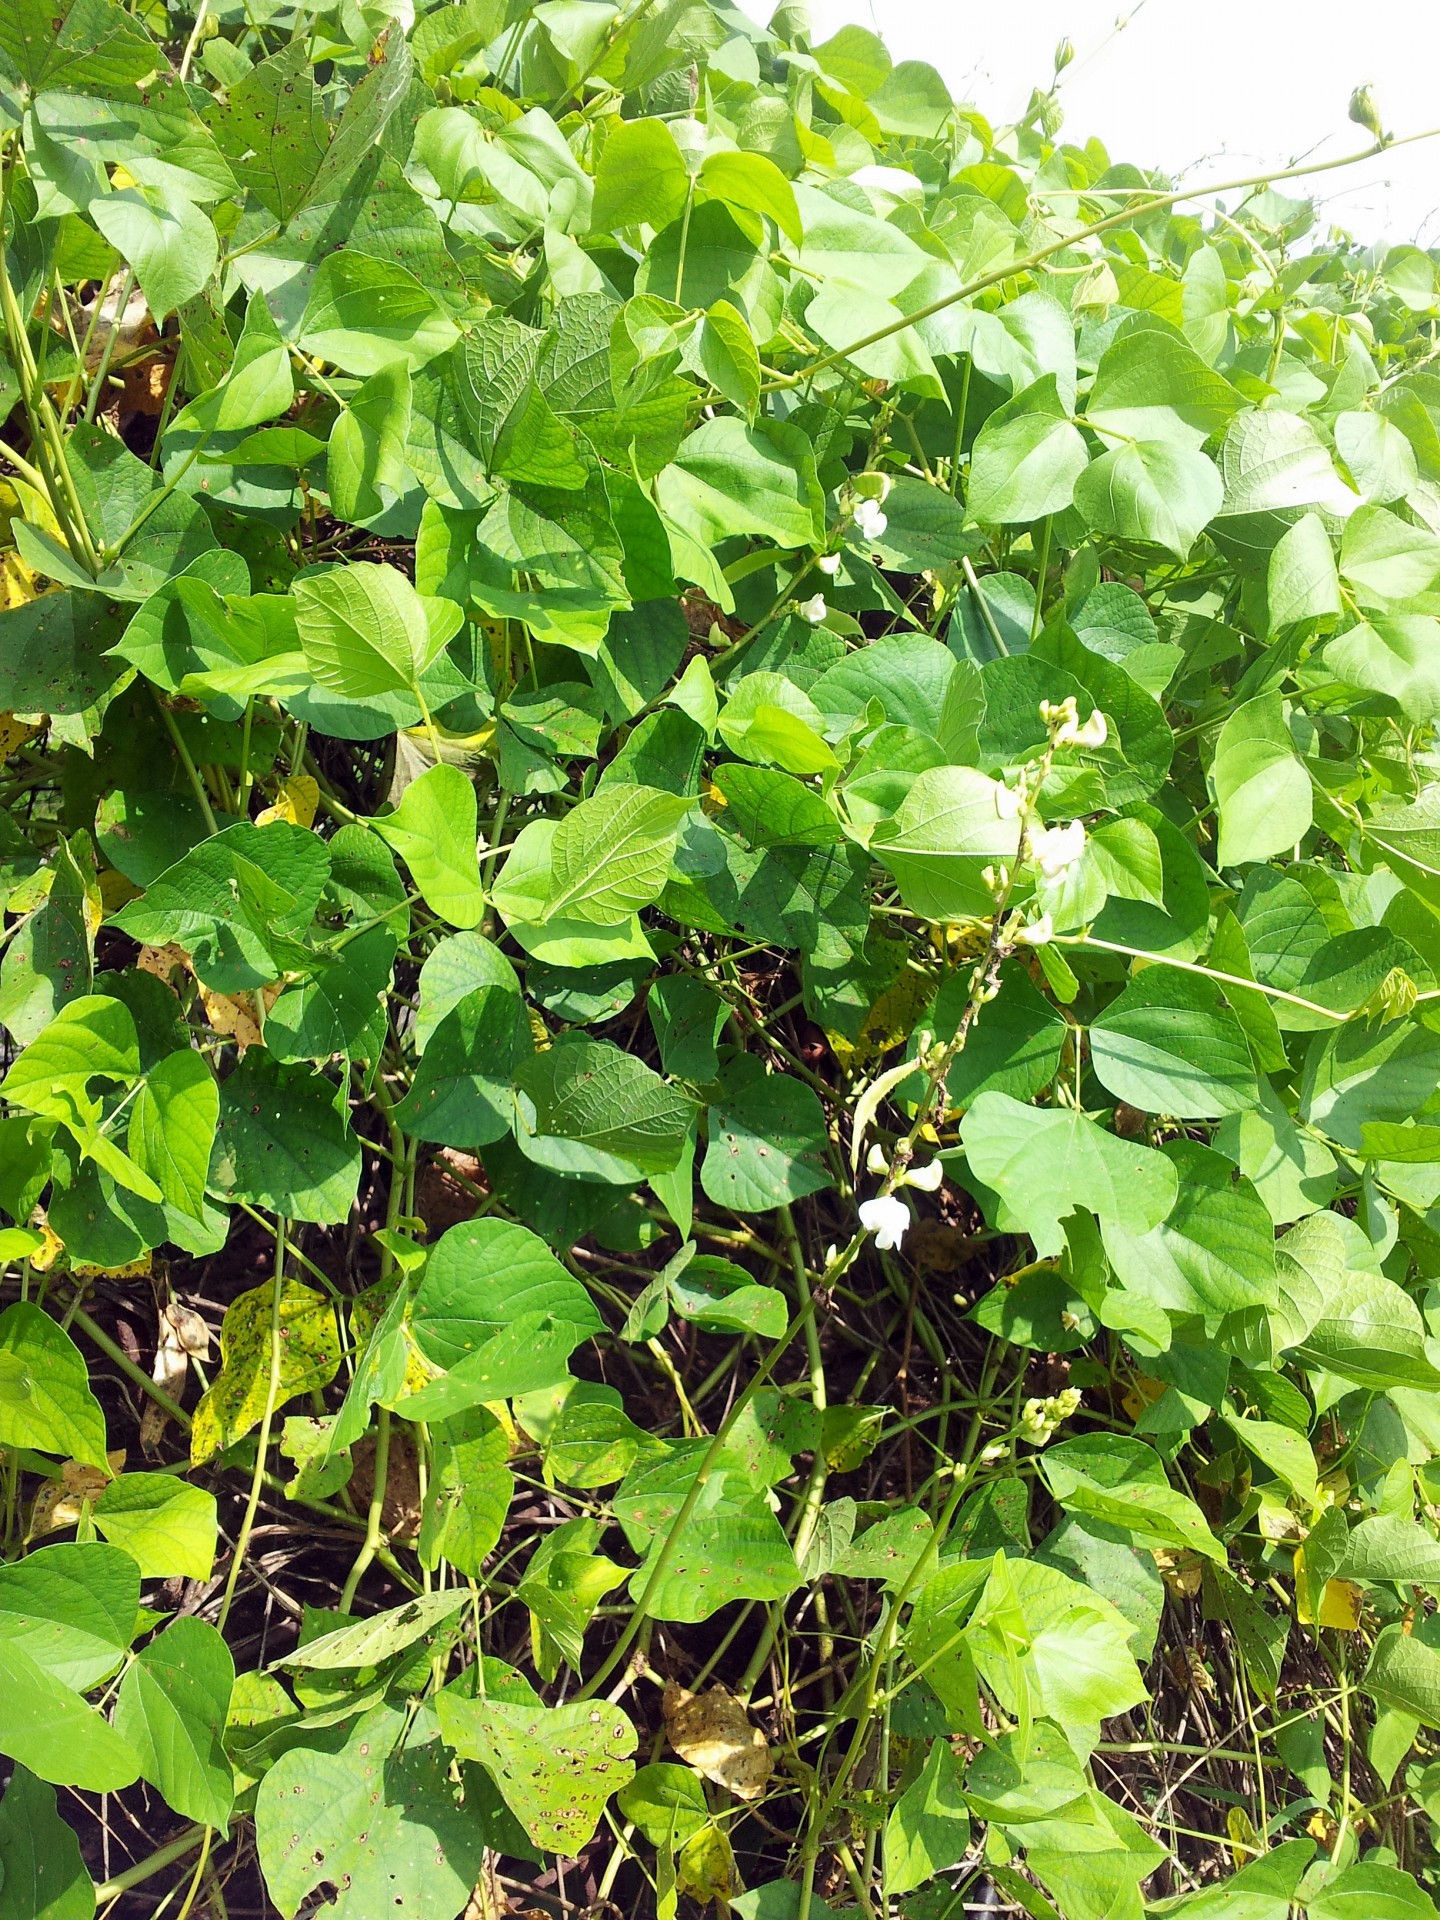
[1072,708,1108,749]
[799,593,828,624]
[865,1142,889,1175]
[853,497,888,542]
[1043,696,1107,749]
[1030,819,1087,880]
[994,781,1023,820]
[903,1159,944,1192]
[859,1193,910,1250]
[1014,911,1054,947]
[816,552,842,576]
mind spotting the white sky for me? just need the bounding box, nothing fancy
[738,0,1440,245]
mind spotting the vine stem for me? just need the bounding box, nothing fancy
[761,127,1440,394]
[576,1231,866,1704]
[217,1214,288,1633]
[92,1825,209,1903]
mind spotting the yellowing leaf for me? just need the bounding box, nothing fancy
[0,710,40,754]
[71,1255,151,1279]
[1293,1546,1362,1629]
[1121,1373,1166,1422]
[190,1278,342,1465]
[98,867,139,912]
[256,775,319,829]
[677,1825,735,1905]
[30,1221,64,1272]
[662,1683,773,1802]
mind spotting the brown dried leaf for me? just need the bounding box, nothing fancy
[29,1450,126,1536]
[662,1683,773,1802]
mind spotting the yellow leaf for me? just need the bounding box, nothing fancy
[190,1278,343,1466]
[350,1280,432,1399]
[0,710,39,755]
[30,1222,64,1272]
[256,774,319,830]
[677,1826,735,1907]
[199,981,281,1052]
[1121,1372,1166,1422]
[71,1256,151,1280]
[1293,1545,1362,1629]
[1152,1547,1204,1599]
[98,866,139,913]
[662,1683,773,1802]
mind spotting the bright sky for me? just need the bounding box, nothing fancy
[738,0,1440,245]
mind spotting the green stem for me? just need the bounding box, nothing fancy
[152,693,220,836]
[92,1826,209,1903]
[763,130,1440,394]
[339,1406,390,1612]
[217,1216,288,1632]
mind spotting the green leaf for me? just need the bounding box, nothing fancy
[871,766,1020,921]
[0,1765,93,1920]
[127,1048,217,1221]
[514,1035,695,1180]
[436,1689,637,1854]
[966,375,1088,525]
[591,117,690,231]
[701,1062,833,1212]
[114,1617,234,1829]
[618,1761,709,1847]
[0,1542,136,1690]
[1300,1017,1440,1151]
[411,1216,601,1372]
[698,300,761,418]
[658,417,823,550]
[393,985,532,1146]
[1212,695,1313,867]
[298,250,459,375]
[0,1638,139,1793]
[111,821,330,994]
[1041,1434,1226,1562]
[1326,616,1440,721]
[1102,1140,1277,1318]
[1073,439,1222,558]
[1086,324,1245,448]
[286,1591,469,1670]
[1290,1272,1440,1391]
[418,1408,513,1575]
[0,0,157,91]
[371,764,485,929]
[1089,969,1259,1118]
[1267,512,1340,632]
[884,1738,970,1895]
[959,1092,1178,1256]
[0,1303,107,1468]
[170,291,294,435]
[295,562,460,701]
[255,1703,488,1920]
[91,188,216,322]
[211,1054,361,1225]
[328,362,413,524]
[93,1473,218,1579]
[1365,1624,1440,1727]
[699,150,802,245]
[540,784,690,923]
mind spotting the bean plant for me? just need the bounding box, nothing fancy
[3,2,1440,1916]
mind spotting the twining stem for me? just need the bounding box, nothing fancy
[339,1405,391,1612]
[762,127,1440,393]
[577,1233,866,1703]
[217,1215,288,1632]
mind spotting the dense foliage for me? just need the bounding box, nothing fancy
[5,0,1440,1914]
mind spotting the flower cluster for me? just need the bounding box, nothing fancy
[1019,1388,1083,1447]
[1039,695,1108,750]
